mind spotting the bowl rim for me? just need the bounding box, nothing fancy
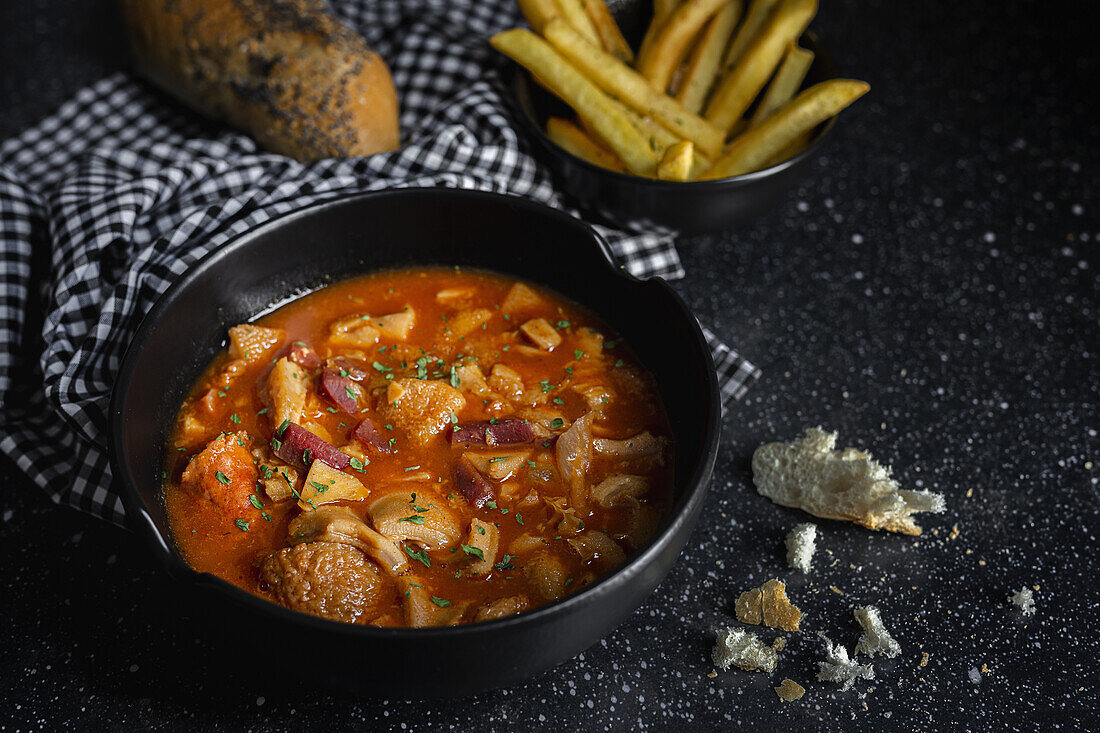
[109,187,722,640]
[510,30,838,188]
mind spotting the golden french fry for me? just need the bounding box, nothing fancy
[517,0,560,32]
[638,0,730,93]
[704,0,817,135]
[749,43,814,127]
[580,99,713,171]
[541,18,725,157]
[675,1,744,113]
[546,117,629,172]
[657,140,696,181]
[637,0,681,64]
[491,29,659,175]
[583,0,634,63]
[722,0,781,69]
[698,78,869,179]
[554,0,602,45]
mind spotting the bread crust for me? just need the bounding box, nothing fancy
[119,0,400,161]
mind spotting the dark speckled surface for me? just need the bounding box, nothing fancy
[1,0,1097,730]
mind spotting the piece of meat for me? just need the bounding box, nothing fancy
[398,577,467,628]
[299,460,369,508]
[450,418,536,447]
[501,282,542,315]
[272,422,352,472]
[288,342,321,369]
[590,475,650,507]
[464,518,499,575]
[328,314,381,349]
[444,308,494,339]
[488,363,525,398]
[267,357,309,427]
[180,432,257,518]
[228,324,284,364]
[352,417,393,453]
[465,450,530,481]
[567,530,627,572]
[368,491,461,551]
[380,378,465,445]
[288,505,408,574]
[372,308,416,340]
[519,318,562,350]
[592,431,669,461]
[321,366,364,414]
[474,595,530,622]
[556,413,593,511]
[525,551,568,601]
[251,445,301,502]
[455,455,494,508]
[260,541,393,624]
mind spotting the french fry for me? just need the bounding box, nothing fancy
[657,141,696,181]
[749,43,814,127]
[636,0,681,65]
[583,0,634,63]
[704,0,817,135]
[722,0,781,69]
[491,29,659,175]
[675,1,744,113]
[580,100,713,171]
[638,0,730,93]
[555,0,602,45]
[698,78,868,179]
[541,18,725,157]
[546,117,629,172]
[517,0,560,32]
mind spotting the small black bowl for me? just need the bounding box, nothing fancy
[109,188,721,698]
[510,27,839,234]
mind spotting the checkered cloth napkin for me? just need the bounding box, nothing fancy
[0,0,759,526]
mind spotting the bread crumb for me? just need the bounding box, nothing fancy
[1009,586,1036,616]
[919,652,930,667]
[712,627,779,673]
[752,427,946,535]
[706,670,717,678]
[735,579,803,631]
[829,585,844,595]
[772,637,787,651]
[853,606,901,658]
[785,522,818,573]
[774,678,805,701]
[817,635,875,691]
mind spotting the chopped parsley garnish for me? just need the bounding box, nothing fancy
[550,418,565,429]
[450,410,458,424]
[344,385,357,403]
[461,544,485,560]
[308,480,328,493]
[248,494,264,510]
[261,512,273,521]
[405,545,431,567]
[450,365,461,388]
[257,407,269,415]
[552,397,564,405]
[494,554,516,571]
[276,419,290,437]
[556,320,570,328]
[214,471,231,485]
[614,359,624,368]
[229,413,241,424]
[398,515,426,524]
[515,514,524,525]
[488,456,508,463]
[372,361,392,373]
[234,519,249,532]
[349,457,365,471]
[574,349,585,359]
[431,596,452,608]
[404,465,421,472]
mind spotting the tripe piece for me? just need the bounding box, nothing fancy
[735,578,802,632]
[712,627,778,673]
[853,606,901,658]
[752,427,946,535]
[785,522,817,573]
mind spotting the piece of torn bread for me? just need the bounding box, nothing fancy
[735,578,803,632]
[712,627,778,673]
[752,427,946,535]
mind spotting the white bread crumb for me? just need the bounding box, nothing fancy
[1009,586,1036,616]
[853,606,901,658]
[752,427,946,535]
[816,635,874,691]
[712,627,779,673]
[785,522,818,573]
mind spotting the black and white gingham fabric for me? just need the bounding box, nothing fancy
[0,0,759,526]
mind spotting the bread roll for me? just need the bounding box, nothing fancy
[119,0,400,161]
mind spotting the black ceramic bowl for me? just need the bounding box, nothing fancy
[510,13,839,233]
[110,188,721,698]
